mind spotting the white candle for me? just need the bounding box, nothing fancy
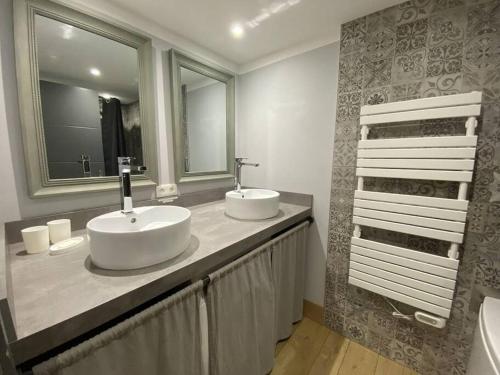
[21,226,49,254]
[47,219,71,244]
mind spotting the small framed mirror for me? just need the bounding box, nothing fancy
[14,0,157,197]
[168,49,235,184]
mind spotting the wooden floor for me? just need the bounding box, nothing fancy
[272,318,418,375]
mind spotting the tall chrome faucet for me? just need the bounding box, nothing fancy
[118,157,147,213]
[234,157,259,192]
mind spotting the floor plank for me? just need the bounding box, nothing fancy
[272,318,330,375]
[275,322,300,357]
[375,356,405,375]
[308,331,349,375]
[338,341,378,375]
[403,368,419,375]
[273,318,418,375]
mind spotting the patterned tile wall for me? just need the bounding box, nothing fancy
[324,0,500,374]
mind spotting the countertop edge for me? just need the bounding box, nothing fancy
[9,205,312,365]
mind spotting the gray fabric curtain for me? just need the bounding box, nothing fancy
[33,281,207,375]
[206,244,276,375]
[272,222,308,341]
[101,97,127,175]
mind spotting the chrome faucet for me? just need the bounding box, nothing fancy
[118,157,147,213]
[234,157,259,192]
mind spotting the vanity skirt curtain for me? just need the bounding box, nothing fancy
[206,244,276,375]
[33,281,207,375]
[271,221,308,341]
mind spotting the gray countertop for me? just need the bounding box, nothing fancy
[7,200,311,364]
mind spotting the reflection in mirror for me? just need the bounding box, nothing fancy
[35,15,143,179]
[180,67,227,173]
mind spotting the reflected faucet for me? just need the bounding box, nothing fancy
[118,157,147,213]
[234,157,259,192]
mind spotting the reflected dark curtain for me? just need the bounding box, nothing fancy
[101,98,127,175]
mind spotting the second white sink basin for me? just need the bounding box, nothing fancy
[87,206,191,270]
[225,189,280,220]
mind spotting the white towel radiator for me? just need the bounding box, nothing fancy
[348,91,482,322]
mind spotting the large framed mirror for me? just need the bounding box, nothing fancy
[168,49,235,184]
[14,0,157,197]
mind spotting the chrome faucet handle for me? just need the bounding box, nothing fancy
[118,156,131,163]
[118,157,146,172]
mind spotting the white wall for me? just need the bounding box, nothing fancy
[237,43,339,306]
[186,82,227,172]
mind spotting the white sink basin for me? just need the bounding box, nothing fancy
[87,206,191,270]
[225,189,280,220]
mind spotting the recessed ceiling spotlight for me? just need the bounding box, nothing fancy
[60,24,74,40]
[230,23,245,38]
[89,68,101,77]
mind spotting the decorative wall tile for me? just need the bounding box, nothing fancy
[327,231,351,256]
[392,81,423,100]
[327,232,351,257]
[344,319,368,343]
[331,166,356,189]
[464,33,500,71]
[330,188,355,207]
[463,65,500,101]
[428,8,466,46]
[393,48,427,81]
[394,319,425,349]
[338,53,365,93]
[379,336,396,359]
[337,92,361,120]
[368,310,397,337]
[396,18,429,53]
[327,1,500,374]
[475,249,500,287]
[390,340,423,371]
[340,18,367,54]
[365,329,382,352]
[397,0,434,24]
[363,86,391,104]
[329,206,353,237]
[364,57,393,88]
[422,72,463,96]
[489,176,500,201]
[324,309,345,333]
[427,42,463,76]
[467,201,488,232]
[345,300,370,325]
[334,120,359,141]
[367,7,397,33]
[450,286,473,322]
[465,0,500,39]
[367,30,396,59]
[470,168,494,201]
[476,133,497,170]
[332,139,358,166]
[432,0,466,11]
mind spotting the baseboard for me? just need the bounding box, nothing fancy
[303,299,324,325]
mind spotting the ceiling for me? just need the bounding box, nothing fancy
[36,14,139,103]
[107,0,403,68]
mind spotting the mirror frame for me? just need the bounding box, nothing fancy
[168,49,235,184]
[14,0,158,197]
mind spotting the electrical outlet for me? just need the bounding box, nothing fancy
[156,184,178,198]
